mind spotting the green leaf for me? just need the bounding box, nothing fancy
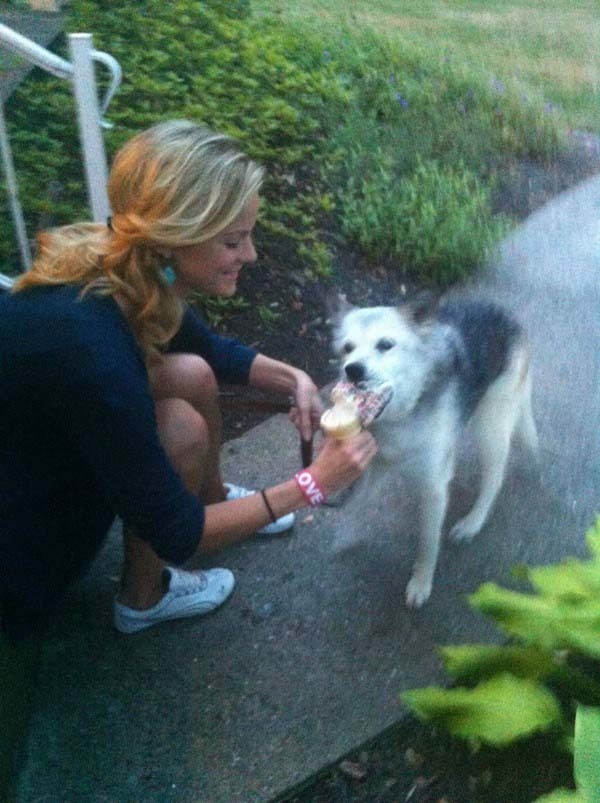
[534,791,586,802]
[529,559,600,601]
[574,705,600,800]
[440,645,556,684]
[402,673,562,746]
[517,517,600,602]
[440,646,600,707]
[469,584,600,660]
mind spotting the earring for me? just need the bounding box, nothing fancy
[162,266,177,286]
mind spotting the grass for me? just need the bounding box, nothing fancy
[254,0,599,133]
[247,0,598,285]
[268,11,573,283]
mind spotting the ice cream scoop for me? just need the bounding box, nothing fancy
[320,394,362,439]
[320,380,393,439]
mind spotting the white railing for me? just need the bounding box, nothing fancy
[0,22,121,288]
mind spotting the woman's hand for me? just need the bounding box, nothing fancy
[309,431,378,496]
[288,370,323,442]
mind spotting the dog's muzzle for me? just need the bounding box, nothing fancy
[344,362,366,384]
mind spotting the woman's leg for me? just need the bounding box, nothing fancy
[119,354,221,609]
[150,353,226,503]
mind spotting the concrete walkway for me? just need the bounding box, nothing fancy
[15,174,600,802]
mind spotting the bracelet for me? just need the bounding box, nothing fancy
[260,489,277,523]
[294,469,327,507]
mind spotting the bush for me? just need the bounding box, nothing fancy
[0,0,342,281]
[200,0,251,18]
[402,516,600,801]
[340,157,510,285]
[279,21,565,284]
[535,705,600,802]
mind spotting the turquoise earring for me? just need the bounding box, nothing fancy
[162,266,177,286]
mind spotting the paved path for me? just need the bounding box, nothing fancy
[16,174,600,802]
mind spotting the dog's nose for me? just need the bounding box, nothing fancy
[345,362,366,383]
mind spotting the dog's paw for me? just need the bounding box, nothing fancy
[449,516,481,543]
[405,575,432,608]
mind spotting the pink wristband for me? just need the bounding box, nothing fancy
[294,470,327,506]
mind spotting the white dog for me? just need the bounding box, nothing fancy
[331,294,538,608]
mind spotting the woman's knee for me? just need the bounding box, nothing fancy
[150,353,218,407]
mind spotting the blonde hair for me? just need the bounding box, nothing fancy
[14,120,265,360]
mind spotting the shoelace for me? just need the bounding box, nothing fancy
[168,569,208,596]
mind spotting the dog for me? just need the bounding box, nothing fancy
[331,293,538,608]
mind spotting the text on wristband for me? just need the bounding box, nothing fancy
[295,470,326,506]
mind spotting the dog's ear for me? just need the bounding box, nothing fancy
[326,291,355,326]
[401,290,438,324]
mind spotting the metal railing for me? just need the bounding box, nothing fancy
[0,22,121,288]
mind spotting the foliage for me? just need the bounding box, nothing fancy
[320,25,564,165]
[200,0,251,18]
[257,303,282,324]
[404,672,562,747]
[191,292,249,328]
[255,0,599,135]
[340,156,510,285]
[1,0,575,293]
[0,0,342,281]
[402,517,600,798]
[267,19,568,283]
[535,706,600,803]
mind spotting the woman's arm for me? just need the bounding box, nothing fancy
[169,306,257,384]
[198,478,305,552]
[248,353,323,441]
[197,429,378,553]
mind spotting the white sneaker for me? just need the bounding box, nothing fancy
[113,567,235,634]
[224,483,295,535]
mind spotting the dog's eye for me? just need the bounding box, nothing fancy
[376,338,395,352]
[343,342,355,354]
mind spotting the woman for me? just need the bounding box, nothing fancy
[0,120,377,640]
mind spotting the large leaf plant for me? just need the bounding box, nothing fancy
[402,517,600,800]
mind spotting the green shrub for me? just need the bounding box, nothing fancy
[340,157,510,285]
[0,0,342,281]
[289,22,565,168]
[402,516,600,800]
[200,0,251,18]
[278,20,566,284]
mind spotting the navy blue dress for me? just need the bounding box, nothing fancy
[0,284,257,639]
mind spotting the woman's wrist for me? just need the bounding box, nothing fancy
[294,468,327,506]
[259,477,313,519]
[248,355,302,396]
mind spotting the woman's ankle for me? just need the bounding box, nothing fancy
[117,571,167,610]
